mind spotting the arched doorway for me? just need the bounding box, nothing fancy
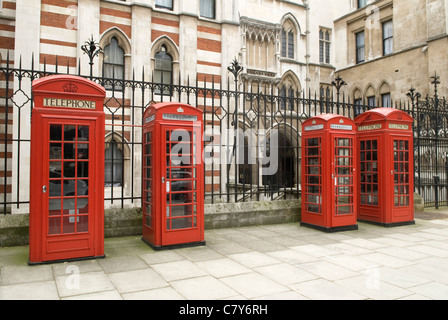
[262,130,297,189]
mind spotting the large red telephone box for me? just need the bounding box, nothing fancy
[142,102,205,249]
[301,114,358,232]
[355,108,415,226]
[29,75,106,264]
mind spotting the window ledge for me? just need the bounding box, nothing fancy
[279,57,304,65]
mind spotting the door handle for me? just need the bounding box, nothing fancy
[43,185,47,193]
[162,177,165,183]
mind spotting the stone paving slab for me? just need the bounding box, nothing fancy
[1,216,448,300]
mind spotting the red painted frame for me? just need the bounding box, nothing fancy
[301,114,358,232]
[30,75,105,264]
[142,102,205,249]
[355,108,415,226]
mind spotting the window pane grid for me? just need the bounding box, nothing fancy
[200,0,215,19]
[356,31,365,63]
[360,139,379,206]
[394,140,410,207]
[281,30,287,57]
[304,138,322,214]
[334,138,354,215]
[281,29,294,59]
[319,29,331,64]
[288,31,294,59]
[105,140,123,186]
[165,130,198,231]
[48,124,90,236]
[143,132,152,228]
[155,0,173,10]
[103,37,124,90]
[155,46,173,96]
[383,20,393,55]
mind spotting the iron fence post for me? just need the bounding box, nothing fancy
[407,87,421,195]
[432,72,441,208]
[331,73,346,115]
[446,157,448,206]
[81,35,102,80]
[227,58,243,202]
[434,176,440,209]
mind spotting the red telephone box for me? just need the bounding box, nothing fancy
[301,114,358,232]
[29,75,106,264]
[142,102,205,249]
[355,108,415,226]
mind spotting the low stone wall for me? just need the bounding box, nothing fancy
[104,207,142,238]
[413,193,425,213]
[0,195,428,247]
[0,200,301,247]
[0,214,29,247]
[102,200,302,236]
[204,199,301,229]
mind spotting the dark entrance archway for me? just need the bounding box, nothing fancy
[262,131,296,189]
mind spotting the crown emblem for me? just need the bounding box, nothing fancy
[63,82,78,93]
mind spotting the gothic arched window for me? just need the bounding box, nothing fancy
[154,45,173,96]
[103,37,125,90]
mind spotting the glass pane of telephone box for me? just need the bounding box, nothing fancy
[305,137,322,214]
[360,139,379,206]
[335,138,354,215]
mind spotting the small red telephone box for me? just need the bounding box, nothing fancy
[355,108,415,226]
[29,75,106,264]
[142,102,205,249]
[301,114,358,232]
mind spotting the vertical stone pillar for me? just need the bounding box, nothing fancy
[11,0,41,214]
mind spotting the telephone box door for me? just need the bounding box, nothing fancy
[390,135,413,222]
[302,134,324,227]
[332,135,356,227]
[44,119,96,260]
[358,136,382,221]
[142,129,155,245]
[162,125,203,246]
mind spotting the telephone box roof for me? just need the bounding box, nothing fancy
[355,107,413,124]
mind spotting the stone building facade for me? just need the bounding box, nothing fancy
[334,0,448,104]
[0,0,447,213]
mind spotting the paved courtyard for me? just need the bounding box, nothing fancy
[1,211,448,301]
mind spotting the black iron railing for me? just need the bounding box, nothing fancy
[1,54,447,213]
[411,74,448,208]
